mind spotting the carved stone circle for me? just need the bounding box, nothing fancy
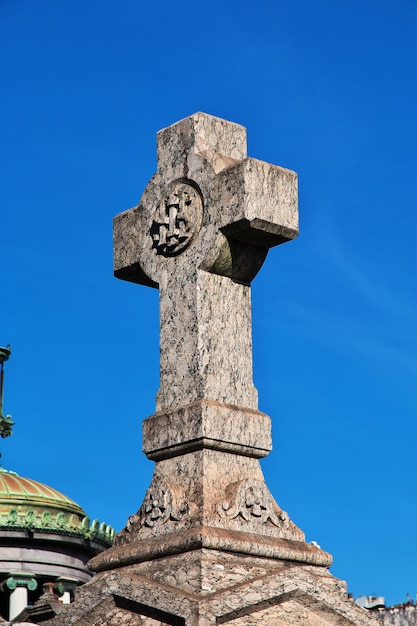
[150,180,203,257]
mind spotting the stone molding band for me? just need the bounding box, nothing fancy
[89,526,332,573]
[142,400,272,460]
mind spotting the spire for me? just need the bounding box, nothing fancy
[0,345,14,439]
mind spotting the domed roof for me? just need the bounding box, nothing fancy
[0,468,85,518]
[0,468,115,544]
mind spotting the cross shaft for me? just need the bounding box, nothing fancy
[114,113,298,416]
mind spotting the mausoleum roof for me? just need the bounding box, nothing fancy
[0,467,115,544]
[0,468,85,517]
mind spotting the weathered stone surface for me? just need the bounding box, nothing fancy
[45,114,381,626]
[89,445,332,573]
[142,400,272,460]
[114,112,298,415]
[47,557,378,626]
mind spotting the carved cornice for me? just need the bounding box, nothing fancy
[0,507,115,544]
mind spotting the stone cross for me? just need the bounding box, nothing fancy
[114,113,298,459]
[48,113,364,626]
[90,112,333,579]
[54,113,369,626]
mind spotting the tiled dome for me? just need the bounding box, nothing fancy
[0,468,114,543]
[0,468,85,518]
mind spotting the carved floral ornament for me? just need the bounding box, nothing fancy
[219,479,289,528]
[121,478,289,537]
[150,180,203,257]
[125,480,189,533]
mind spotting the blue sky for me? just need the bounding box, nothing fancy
[1,0,417,607]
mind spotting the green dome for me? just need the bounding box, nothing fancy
[0,468,85,517]
[0,468,115,544]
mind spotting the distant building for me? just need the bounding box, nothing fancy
[356,596,417,626]
[375,603,417,626]
[0,468,114,623]
[0,345,114,624]
[356,596,386,610]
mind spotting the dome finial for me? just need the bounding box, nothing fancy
[0,345,14,439]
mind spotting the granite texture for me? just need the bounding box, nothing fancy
[142,400,272,460]
[89,447,332,573]
[113,111,298,414]
[47,556,379,626]
[44,114,380,626]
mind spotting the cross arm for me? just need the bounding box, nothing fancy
[113,114,298,289]
[113,204,158,288]
[216,157,298,249]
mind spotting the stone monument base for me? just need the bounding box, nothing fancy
[45,550,378,626]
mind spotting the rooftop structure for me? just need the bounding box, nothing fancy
[0,348,115,623]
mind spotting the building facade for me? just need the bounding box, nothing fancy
[0,468,114,623]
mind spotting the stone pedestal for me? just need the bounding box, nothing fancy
[45,553,378,626]
[45,114,380,626]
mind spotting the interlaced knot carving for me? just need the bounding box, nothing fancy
[150,180,203,257]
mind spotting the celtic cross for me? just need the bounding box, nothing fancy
[113,113,298,459]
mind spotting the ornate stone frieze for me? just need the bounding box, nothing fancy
[1,507,115,542]
[219,479,289,528]
[150,180,203,256]
[119,480,189,541]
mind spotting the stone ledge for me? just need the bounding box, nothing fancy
[142,400,272,460]
[50,560,381,626]
[89,526,332,573]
